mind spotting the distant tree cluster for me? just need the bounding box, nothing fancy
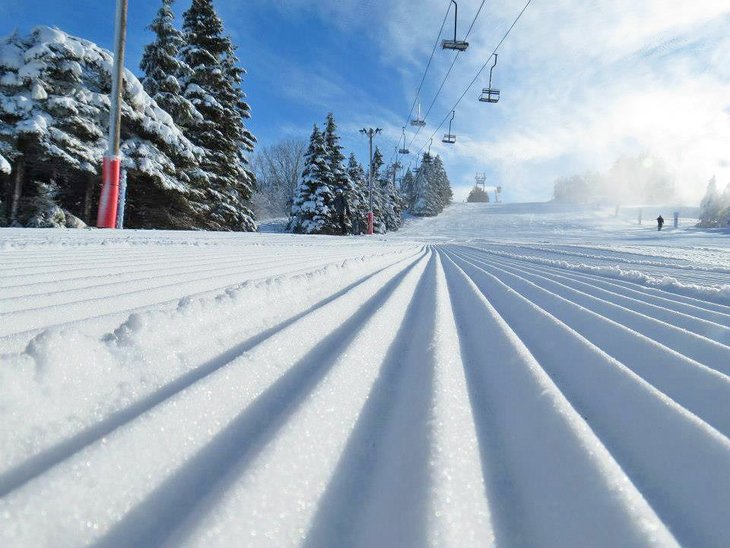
[400,152,453,216]
[0,0,256,230]
[288,114,405,235]
[552,154,676,205]
[698,176,730,228]
[467,186,490,203]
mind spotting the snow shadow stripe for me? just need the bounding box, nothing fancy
[93,253,427,548]
[305,253,439,547]
[0,253,422,498]
[444,246,730,547]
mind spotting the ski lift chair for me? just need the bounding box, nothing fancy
[479,88,500,103]
[478,54,500,103]
[410,103,426,127]
[398,127,410,155]
[442,1,469,51]
[442,39,469,51]
[442,110,457,144]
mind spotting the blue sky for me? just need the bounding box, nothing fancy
[2,0,729,203]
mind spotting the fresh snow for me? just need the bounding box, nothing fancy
[0,202,729,547]
[0,153,10,174]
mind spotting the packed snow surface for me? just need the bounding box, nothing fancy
[1,202,729,547]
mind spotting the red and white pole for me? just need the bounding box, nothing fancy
[97,156,121,227]
[97,0,128,228]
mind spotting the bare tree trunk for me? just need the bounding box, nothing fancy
[84,172,95,223]
[10,157,25,224]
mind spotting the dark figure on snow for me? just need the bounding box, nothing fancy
[333,190,351,235]
[657,215,664,231]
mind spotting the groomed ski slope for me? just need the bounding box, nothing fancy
[1,202,729,547]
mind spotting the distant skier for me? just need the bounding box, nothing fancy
[333,190,351,235]
[656,215,664,231]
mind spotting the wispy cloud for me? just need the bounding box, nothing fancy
[381,0,730,201]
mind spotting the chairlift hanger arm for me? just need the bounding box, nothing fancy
[451,0,458,43]
[442,0,469,51]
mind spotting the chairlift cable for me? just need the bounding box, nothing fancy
[406,0,487,151]
[410,0,533,161]
[404,3,452,132]
[388,3,451,168]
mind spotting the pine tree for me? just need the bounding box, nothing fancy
[368,147,387,233]
[467,186,490,202]
[323,113,357,233]
[400,169,416,211]
[288,125,336,234]
[140,0,200,126]
[411,153,440,216]
[719,183,730,227]
[380,163,404,231]
[699,176,722,227]
[347,153,369,234]
[323,113,348,191]
[431,155,453,210]
[181,0,256,231]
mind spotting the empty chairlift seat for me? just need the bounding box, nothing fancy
[398,127,410,155]
[442,1,470,52]
[442,39,469,51]
[410,103,426,127]
[442,110,457,144]
[479,87,500,103]
[479,54,500,104]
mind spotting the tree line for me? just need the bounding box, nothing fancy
[1,0,453,233]
[281,113,453,235]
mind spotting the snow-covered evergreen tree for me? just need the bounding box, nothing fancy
[380,163,403,231]
[431,155,453,210]
[698,176,723,227]
[719,183,730,227]
[403,152,451,217]
[181,0,256,231]
[323,112,358,233]
[0,26,201,228]
[467,186,490,202]
[411,153,440,217]
[323,113,351,193]
[140,0,200,127]
[288,124,337,234]
[365,147,386,232]
[400,169,416,210]
[346,153,369,234]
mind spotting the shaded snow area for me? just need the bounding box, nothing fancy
[1,203,729,547]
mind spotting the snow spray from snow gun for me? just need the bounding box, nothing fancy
[97,0,128,228]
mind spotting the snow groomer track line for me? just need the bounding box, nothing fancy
[1,207,730,547]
